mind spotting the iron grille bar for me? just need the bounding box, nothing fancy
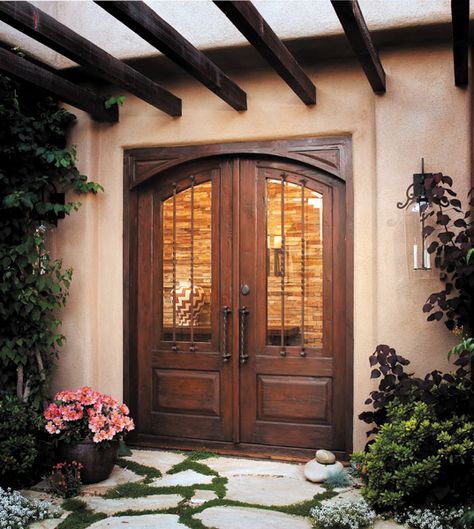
[171,182,178,352]
[190,175,196,352]
[300,179,307,357]
[280,172,287,356]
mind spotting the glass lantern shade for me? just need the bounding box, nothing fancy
[404,200,436,278]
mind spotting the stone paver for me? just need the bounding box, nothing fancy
[87,514,188,529]
[83,494,183,514]
[80,466,144,495]
[205,456,303,479]
[122,449,186,474]
[322,487,363,505]
[151,469,214,487]
[195,506,312,529]
[225,475,324,506]
[189,489,218,505]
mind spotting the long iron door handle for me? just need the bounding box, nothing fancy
[222,306,232,362]
[239,306,249,364]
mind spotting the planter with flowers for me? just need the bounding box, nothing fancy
[44,386,134,484]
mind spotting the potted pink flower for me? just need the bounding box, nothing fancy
[44,386,134,483]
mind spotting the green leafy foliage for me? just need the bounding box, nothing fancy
[104,95,125,109]
[0,394,44,487]
[0,70,102,404]
[356,400,474,511]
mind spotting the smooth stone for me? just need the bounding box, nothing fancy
[151,469,214,487]
[204,456,303,479]
[84,494,182,514]
[122,449,186,474]
[225,475,324,506]
[87,514,188,529]
[189,489,218,505]
[81,466,144,495]
[195,506,312,529]
[315,449,336,465]
[304,460,343,483]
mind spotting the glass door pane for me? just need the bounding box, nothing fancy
[162,181,213,343]
[266,178,323,349]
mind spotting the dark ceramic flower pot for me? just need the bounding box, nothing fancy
[58,439,119,484]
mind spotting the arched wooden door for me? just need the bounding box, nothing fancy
[126,143,350,458]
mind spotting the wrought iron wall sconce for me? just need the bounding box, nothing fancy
[33,183,65,228]
[397,158,435,273]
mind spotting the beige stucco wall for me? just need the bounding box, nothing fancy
[49,43,470,452]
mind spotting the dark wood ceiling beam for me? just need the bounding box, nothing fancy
[0,47,118,122]
[0,1,181,116]
[214,1,316,105]
[330,0,386,93]
[94,0,247,111]
[451,0,470,86]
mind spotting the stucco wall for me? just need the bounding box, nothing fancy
[50,43,470,452]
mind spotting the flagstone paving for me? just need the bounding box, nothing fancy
[151,468,214,487]
[83,493,183,514]
[195,505,313,529]
[26,448,405,529]
[87,513,189,529]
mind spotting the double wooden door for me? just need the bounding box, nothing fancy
[134,156,347,454]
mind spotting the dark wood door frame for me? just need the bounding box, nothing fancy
[123,136,354,459]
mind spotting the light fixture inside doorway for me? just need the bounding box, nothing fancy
[397,158,436,276]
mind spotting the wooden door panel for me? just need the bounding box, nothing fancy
[137,160,234,443]
[257,375,332,423]
[239,160,346,450]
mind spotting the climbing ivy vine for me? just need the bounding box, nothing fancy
[0,72,102,405]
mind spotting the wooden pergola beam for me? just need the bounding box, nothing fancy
[330,0,386,93]
[0,1,181,116]
[214,1,316,105]
[94,0,247,111]
[451,0,470,86]
[0,47,118,122]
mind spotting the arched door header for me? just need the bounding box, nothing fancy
[125,137,351,189]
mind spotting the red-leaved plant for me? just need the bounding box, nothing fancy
[44,386,134,444]
[47,460,83,498]
[421,173,474,336]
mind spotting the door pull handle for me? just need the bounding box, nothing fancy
[239,306,249,364]
[222,306,232,362]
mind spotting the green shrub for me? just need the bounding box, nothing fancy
[356,400,474,511]
[0,395,44,487]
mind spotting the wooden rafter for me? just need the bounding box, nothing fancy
[0,47,118,122]
[451,0,470,86]
[0,1,181,116]
[330,0,386,93]
[94,0,247,111]
[214,1,316,105]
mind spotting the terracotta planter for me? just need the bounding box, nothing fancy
[58,439,119,484]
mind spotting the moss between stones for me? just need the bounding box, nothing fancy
[115,457,162,482]
[57,509,107,529]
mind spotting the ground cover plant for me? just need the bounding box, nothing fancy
[310,498,376,529]
[0,486,59,529]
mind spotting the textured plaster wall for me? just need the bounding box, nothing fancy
[50,44,470,451]
[2,0,474,68]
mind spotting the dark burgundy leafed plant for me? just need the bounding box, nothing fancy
[421,173,474,336]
